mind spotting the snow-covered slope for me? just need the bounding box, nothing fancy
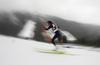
[0,35,100,65]
[61,30,77,41]
[18,20,36,39]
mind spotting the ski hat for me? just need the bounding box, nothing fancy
[47,20,53,24]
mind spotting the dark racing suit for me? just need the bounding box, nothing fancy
[45,24,61,46]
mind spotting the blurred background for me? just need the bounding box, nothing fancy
[0,0,100,47]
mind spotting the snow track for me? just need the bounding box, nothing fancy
[0,35,100,65]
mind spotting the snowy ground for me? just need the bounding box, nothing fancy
[0,35,100,65]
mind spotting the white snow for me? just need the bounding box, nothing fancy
[61,31,77,41]
[0,35,100,65]
[18,20,36,39]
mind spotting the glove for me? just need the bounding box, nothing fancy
[43,26,46,30]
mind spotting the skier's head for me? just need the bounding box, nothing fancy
[47,20,53,25]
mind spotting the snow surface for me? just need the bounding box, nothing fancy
[61,31,77,41]
[18,20,36,39]
[0,35,100,65]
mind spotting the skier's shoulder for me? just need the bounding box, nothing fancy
[52,24,59,28]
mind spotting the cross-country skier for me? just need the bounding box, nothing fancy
[45,21,63,49]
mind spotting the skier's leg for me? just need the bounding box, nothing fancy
[58,36,64,43]
[57,31,64,43]
[52,35,57,46]
[52,35,60,50]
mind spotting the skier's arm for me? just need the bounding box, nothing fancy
[45,25,53,30]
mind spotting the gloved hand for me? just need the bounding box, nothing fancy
[43,26,47,30]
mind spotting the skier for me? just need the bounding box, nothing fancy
[45,20,63,49]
